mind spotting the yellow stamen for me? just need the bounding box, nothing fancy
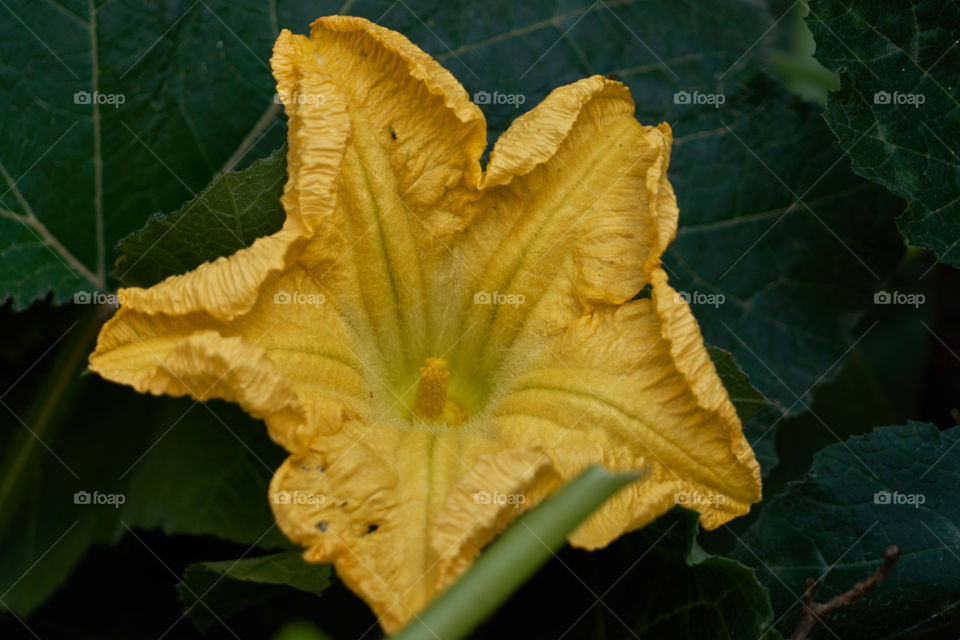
[413,358,465,424]
[414,358,450,421]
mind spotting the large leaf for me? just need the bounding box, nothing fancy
[807,0,960,268]
[0,0,296,308]
[754,254,933,488]
[119,399,289,549]
[733,422,960,639]
[663,76,903,413]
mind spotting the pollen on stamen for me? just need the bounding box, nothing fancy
[412,358,467,425]
[413,358,449,421]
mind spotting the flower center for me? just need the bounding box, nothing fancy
[411,358,467,425]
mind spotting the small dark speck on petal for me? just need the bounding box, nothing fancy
[364,523,379,535]
[316,520,329,532]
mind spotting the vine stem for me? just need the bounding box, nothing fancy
[789,545,901,640]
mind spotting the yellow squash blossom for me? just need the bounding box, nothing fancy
[90,15,761,632]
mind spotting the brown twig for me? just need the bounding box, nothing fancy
[789,545,901,640]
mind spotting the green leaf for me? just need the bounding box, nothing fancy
[178,551,332,632]
[664,75,904,414]
[119,399,289,549]
[752,272,932,489]
[733,422,960,639]
[0,0,295,308]
[115,148,287,287]
[807,0,960,267]
[393,466,642,640]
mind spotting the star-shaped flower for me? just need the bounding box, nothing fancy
[90,15,761,632]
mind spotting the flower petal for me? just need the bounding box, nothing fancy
[271,30,352,237]
[307,16,486,195]
[111,229,303,321]
[268,419,556,632]
[449,76,678,385]
[276,17,488,388]
[90,267,381,453]
[490,267,762,547]
[479,74,677,299]
[429,447,562,590]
